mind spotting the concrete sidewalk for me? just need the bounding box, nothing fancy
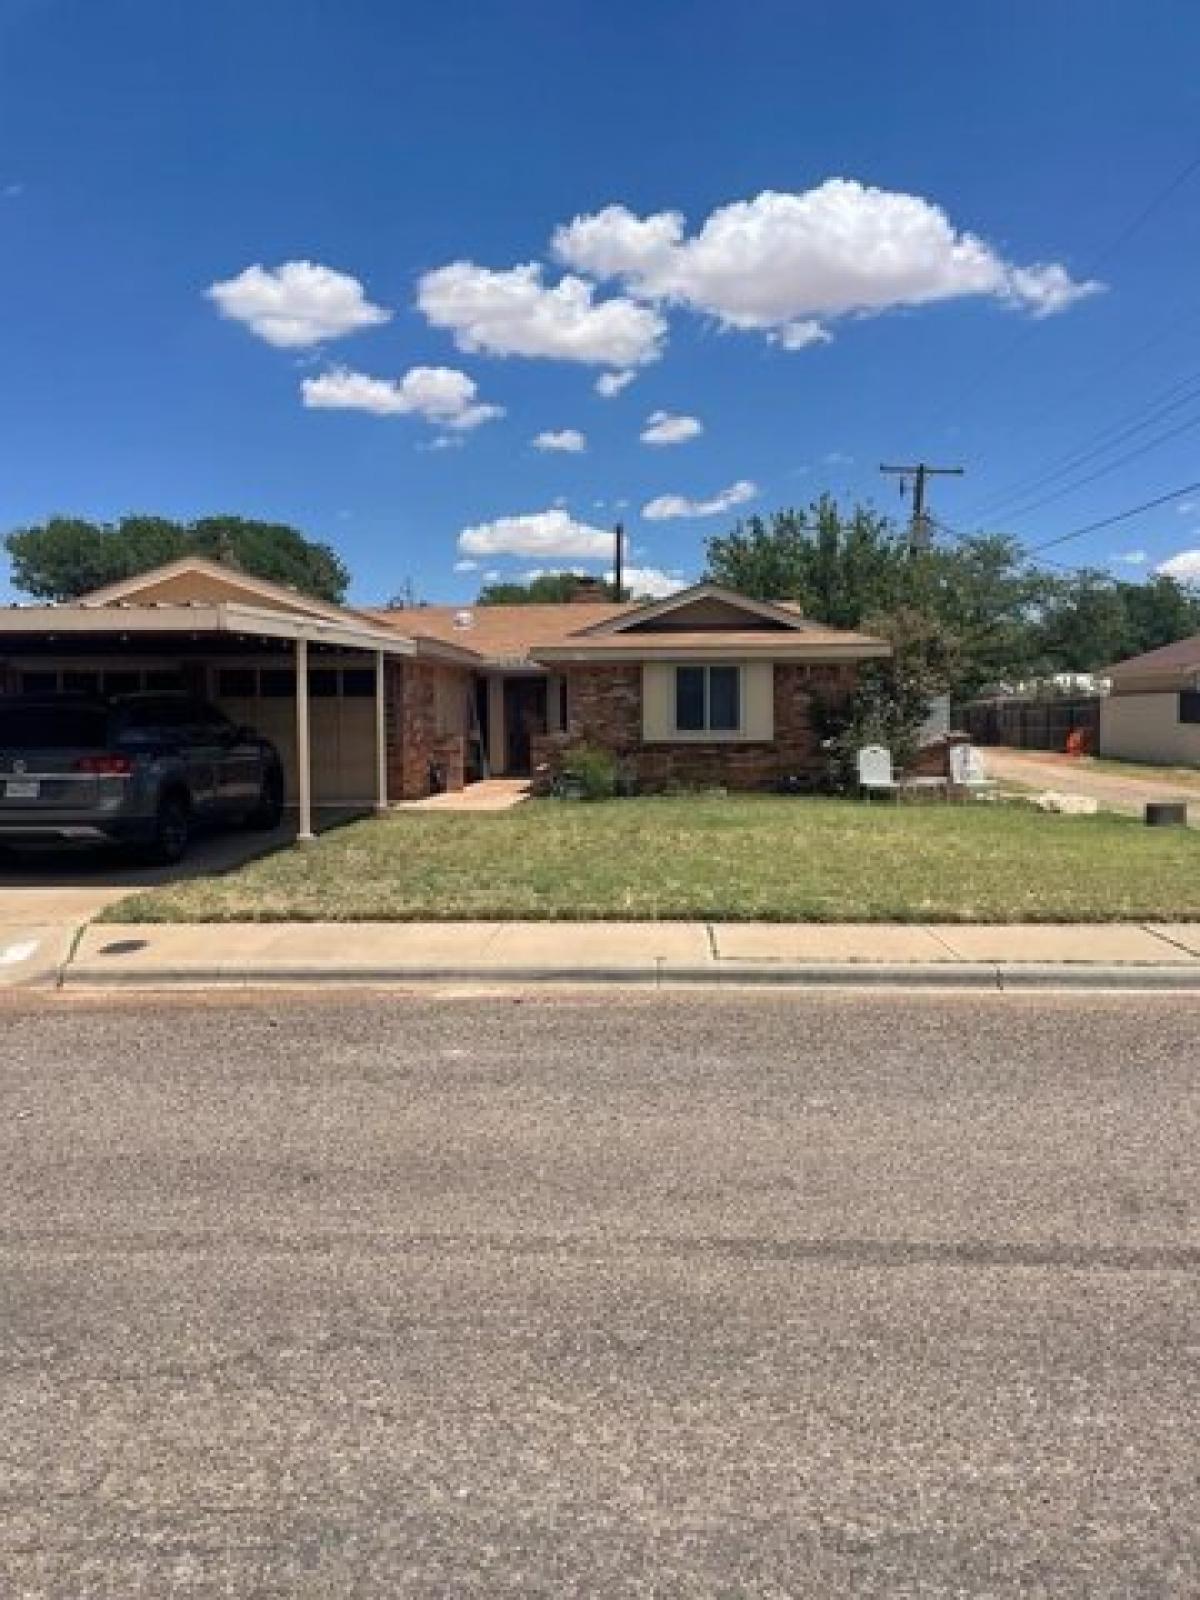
[56,918,1200,991]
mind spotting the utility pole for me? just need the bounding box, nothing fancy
[613,521,624,598]
[879,462,964,551]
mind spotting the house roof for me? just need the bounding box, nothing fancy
[0,557,463,661]
[371,583,887,666]
[366,602,633,663]
[532,629,890,663]
[1108,633,1200,691]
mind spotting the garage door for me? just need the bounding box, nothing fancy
[213,661,377,808]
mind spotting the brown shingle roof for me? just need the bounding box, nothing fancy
[365,594,887,666]
[365,602,634,662]
[1109,633,1200,686]
[534,629,889,661]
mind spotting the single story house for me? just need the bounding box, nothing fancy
[1100,633,1200,765]
[0,559,890,832]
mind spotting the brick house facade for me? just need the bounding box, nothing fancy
[531,660,861,791]
[385,658,471,801]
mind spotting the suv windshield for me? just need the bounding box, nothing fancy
[0,701,111,749]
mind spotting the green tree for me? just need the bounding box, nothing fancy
[813,606,963,784]
[478,572,625,604]
[706,499,1053,693]
[4,514,350,603]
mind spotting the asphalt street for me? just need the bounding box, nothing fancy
[0,990,1197,1597]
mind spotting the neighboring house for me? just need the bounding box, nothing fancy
[0,562,890,831]
[1101,634,1200,766]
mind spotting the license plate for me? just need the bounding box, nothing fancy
[4,780,40,800]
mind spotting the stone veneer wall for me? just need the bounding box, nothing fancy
[531,661,859,791]
[385,659,470,801]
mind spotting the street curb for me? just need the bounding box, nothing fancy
[58,959,1200,992]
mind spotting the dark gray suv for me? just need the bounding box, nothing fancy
[0,692,285,862]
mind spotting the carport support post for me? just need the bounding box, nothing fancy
[295,636,314,843]
[374,650,389,814]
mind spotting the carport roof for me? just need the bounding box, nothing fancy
[0,557,486,664]
[0,599,420,657]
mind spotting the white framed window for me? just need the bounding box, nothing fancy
[674,665,741,733]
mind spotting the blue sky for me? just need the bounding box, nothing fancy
[2,0,1199,604]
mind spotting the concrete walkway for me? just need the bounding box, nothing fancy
[55,917,1200,992]
[395,778,531,812]
[984,748,1198,821]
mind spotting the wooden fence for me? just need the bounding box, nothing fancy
[952,695,1102,753]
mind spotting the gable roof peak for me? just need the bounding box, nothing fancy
[76,555,356,623]
[570,579,812,636]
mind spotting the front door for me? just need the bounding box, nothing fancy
[503,678,547,776]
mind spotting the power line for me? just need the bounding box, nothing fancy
[982,405,1200,527]
[964,367,1200,522]
[1025,478,1200,556]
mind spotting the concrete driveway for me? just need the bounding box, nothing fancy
[0,811,329,987]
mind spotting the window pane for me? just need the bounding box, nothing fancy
[217,668,257,698]
[0,703,110,747]
[20,671,57,693]
[309,669,338,698]
[342,668,375,697]
[675,666,705,731]
[1180,691,1200,725]
[103,671,141,697]
[708,666,740,731]
[145,669,185,692]
[62,670,100,696]
[261,669,295,698]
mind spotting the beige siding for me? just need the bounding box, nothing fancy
[642,661,773,742]
[1100,692,1200,765]
[104,569,323,613]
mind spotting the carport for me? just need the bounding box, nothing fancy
[0,595,416,841]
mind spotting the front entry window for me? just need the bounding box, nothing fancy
[674,665,741,733]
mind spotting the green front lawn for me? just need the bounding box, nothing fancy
[103,795,1200,924]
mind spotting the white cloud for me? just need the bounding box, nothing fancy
[3,182,23,200]
[458,508,615,560]
[595,369,637,397]
[207,261,391,348]
[453,558,479,572]
[641,479,758,521]
[301,365,503,431]
[1177,501,1196,515]
[611,564,689,598]
[1111,549,1148,566]
[1156,549,1200,584]
[417,261,665,366]
[773,320,832,351]
[640,410,703,446]
[553,181,1101,347]
[824,450,854,466]
[532,428,587,453]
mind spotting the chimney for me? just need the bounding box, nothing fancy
[569,575,608,603]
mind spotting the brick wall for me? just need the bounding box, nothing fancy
[532,661,859,791]
[385,659,470,801]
